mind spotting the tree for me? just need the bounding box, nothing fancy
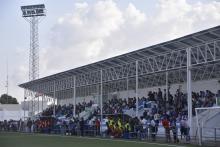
[0,94,19,104]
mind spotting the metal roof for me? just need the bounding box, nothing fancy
[19,25,220,88]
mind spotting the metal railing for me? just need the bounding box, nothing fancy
[1,123,219,146]
[197,127,220,146]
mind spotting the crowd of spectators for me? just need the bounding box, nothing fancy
[94,98,137,115]
[40,88,217,119]
[0,119,23,132]
[0,88,218,143]
[42,100,94,117]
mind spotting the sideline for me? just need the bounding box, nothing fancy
[10,132,188,147]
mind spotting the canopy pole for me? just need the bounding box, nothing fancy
[42,95,44,113]
[23,89,26,121]
[38,95,40,114]
[53,81,56,117]
[166,71,169,110]
[127,76,129,99]
[136,60,139,117]
[73,76,76,118]
[187,47,192,136]
[31,92,34,118]
[100,70,103,134]
[28,91,30,118]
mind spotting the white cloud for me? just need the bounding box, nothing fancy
[43,0,125,73]
[86,39,104,58]
[152,0,220,39]
[5,0,220,102]
[125,3,147,27]
[42,0,220,80]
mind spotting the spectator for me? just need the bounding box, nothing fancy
[27,118,32,133]
[162,117,171,143]
[150,118,156,141]
[80,118,85,136]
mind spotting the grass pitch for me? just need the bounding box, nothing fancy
[0,132,197,147]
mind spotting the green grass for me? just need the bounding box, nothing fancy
[0,132,198,147]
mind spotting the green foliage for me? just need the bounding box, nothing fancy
[0,94,19,104]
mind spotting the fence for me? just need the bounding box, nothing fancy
[197,127,220,146]
[0,122,219,146]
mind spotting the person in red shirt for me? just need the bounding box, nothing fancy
[162,118,171,143]
[95,119,100,136]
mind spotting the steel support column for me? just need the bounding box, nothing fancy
[166,72,169,102]
[100,70,103,134]
[28,91,30,117]
[136,60,139,117]
[53,81,56,117]
[73,76,76,117]
[42,95,44,113]
[187,47,192,136]
[31,92,34,117]
[23,89,26,121]
[38,96,39,114]
[127,76,129,98]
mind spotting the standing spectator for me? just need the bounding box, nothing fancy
[180,118,185,139]
[150,118,156,141]
[18,119,22,132]
[184,119,190,142]
[124,121,131,139]
[158,88,162,100]
[171,123,178,143]
[162,118,171,143]
[140,117,147,140]
[27,118,32,133]
[95,118,100,136]
[80,118,85,136]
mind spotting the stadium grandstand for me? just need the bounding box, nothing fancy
[2,25,220,147]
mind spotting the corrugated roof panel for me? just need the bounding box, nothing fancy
[142,50,155,56]
[181,38,201,46]
[196,32,218,41]
[213,29,220,36]
[19,25,220,89]
[163,44,178,50]
[151,46,167,53]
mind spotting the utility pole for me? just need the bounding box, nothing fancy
[6,58,9,103]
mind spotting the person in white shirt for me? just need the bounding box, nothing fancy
[150,118,156,141]
[180,119,185,139]
[140,117,147,140]
[184,120,190,142]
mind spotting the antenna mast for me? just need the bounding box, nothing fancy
[6,59,8,96]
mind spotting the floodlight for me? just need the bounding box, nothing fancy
[21,4,46,17]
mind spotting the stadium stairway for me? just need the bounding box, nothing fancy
[123,101,157,118]
[79,104,98,120]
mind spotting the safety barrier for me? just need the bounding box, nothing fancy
[1,124,219,146]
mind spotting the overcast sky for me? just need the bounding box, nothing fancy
[1,0,220,102]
